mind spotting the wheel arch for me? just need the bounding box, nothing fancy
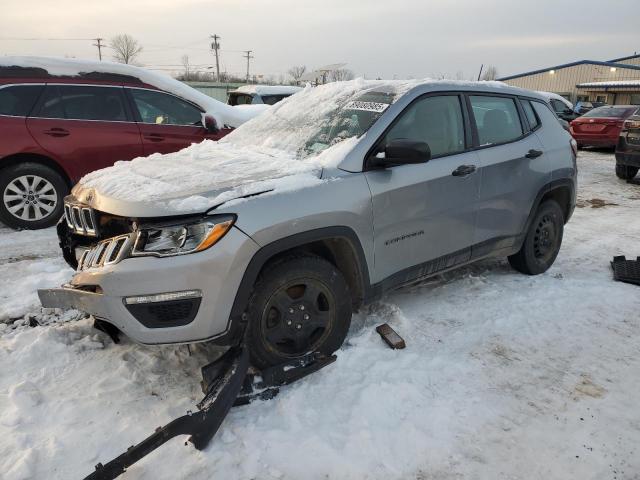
[0,152,73,189]
[214,226,371,346]
[516,178,575,252]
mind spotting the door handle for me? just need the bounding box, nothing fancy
[525,149,543,159]
[43,128,69,137]
[452,164,476,177]
[144,134,164,142]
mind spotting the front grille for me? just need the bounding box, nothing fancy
[125,298,201,328]
[77,234,133,271]
[64,202,97,236]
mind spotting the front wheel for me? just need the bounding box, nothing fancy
[0,163,68,230]
[245,255,352,369]
[615,164,639,180]
[509,200,564,275]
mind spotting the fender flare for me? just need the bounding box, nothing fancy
[212,226,371,346]
[516,178,576,250]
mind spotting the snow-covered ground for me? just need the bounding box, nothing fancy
[1,150,639,480]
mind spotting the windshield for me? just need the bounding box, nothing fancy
[583,106,636,118]
[303,91,395,155]
[221,80,412,159]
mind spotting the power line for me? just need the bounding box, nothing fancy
[0,37,95,41]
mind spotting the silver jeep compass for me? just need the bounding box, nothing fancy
[40,80,577,368]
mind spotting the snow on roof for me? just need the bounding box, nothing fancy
[577,80,640,88]
[0,56,264,128]
[232,85,303,96]
[536,91,574,109]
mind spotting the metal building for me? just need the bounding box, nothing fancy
[498,54,640,105]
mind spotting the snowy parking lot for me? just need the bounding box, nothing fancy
[1,150,639,480]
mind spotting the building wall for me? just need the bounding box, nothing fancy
[502,64,640,102]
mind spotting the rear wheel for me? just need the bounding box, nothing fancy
[245,255,352,368]
[0,163,67,230]
[615,164,639,180]
[508,200,564,275]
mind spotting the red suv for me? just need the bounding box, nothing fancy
[0,72,230,229]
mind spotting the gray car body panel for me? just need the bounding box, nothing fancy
[40,81,576,345]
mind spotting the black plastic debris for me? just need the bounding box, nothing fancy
[611,256,640,286]
[83,347,335,480]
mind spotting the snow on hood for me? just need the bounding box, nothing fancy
[0,56,265,128]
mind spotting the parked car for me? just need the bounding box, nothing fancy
[228,85,302,106]
[0,57,266,230]
[574,101,595,115]
[39,80,576,368]
[570,105,638,148]
[538,91,578,122]
[615,108,640,179]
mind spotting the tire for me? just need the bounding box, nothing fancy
[508,200,564,275]
[0,162,68,230]
[615,164,639,180]
[245,255,352,368]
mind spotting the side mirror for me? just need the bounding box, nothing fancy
[371,139,431,168]
[203,114,219,134]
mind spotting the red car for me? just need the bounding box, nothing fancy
[0,68,230,230]
[570,105,638,149]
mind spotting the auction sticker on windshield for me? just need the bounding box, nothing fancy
[344,101,389,113]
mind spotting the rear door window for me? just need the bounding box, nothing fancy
[470,95,524,145]
[228,93,254,105]
[58,85,128,121]
[551,99,568,114]
[521,100,541,130]
[0,85,44,117]
[34,85,65,119]
[33,85,129,121]
[129,89,202,125]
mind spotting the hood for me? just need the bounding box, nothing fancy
[73,137,359,218]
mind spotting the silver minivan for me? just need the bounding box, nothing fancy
[40,79,577,368]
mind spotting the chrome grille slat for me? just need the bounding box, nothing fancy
[63,201,98,237]
[76,234,132,271]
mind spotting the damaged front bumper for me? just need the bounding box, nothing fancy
[39,226,259,345]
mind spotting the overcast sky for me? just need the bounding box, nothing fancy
[1,0,638,81]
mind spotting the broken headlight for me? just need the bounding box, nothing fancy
[132,215,235,257]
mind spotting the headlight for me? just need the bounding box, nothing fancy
[132,215,235,257]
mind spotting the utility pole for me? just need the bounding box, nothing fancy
[210,34,221,82]
[243,50,253,82]
[93,37,104,61]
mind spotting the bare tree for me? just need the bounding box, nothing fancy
[481,65,499,81]
[287,65,307,83]
[329,68,355,82]
[110,34,143,64]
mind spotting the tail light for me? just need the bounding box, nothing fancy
[570,138,578,158]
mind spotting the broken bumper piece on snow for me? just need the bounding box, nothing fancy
[83,347,336,480]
